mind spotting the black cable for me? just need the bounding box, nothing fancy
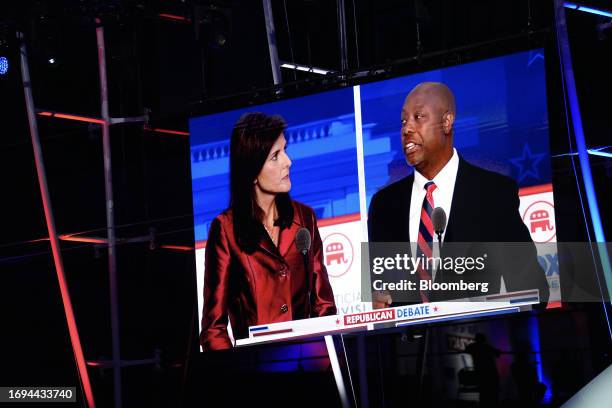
[282,0,297,81]
[351,0,360,68]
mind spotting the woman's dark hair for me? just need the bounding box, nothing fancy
[229,112,293,252]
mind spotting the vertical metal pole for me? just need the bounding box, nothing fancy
[325,335,352,408]
[417,329,430,398]
[18,33,96,408]
[262,0,282,85]
[95,19,122,408]
[337,0,349,72]
[414,0,424,57]
[555,2,612,316]
[356,334,369,408]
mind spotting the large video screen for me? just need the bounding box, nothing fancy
[190,48,559,351]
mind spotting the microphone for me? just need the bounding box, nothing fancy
[296,227,311,255]
[432,207,447,243]
[295,227,313,317]
[431,207,448,296]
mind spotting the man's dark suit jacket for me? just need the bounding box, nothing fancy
[368,156,550,304]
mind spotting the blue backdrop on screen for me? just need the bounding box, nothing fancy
[190,49,551,242]
[360,49,550,208]
[190,88,360,242]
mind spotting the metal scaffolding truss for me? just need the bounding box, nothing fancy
[17,18,163,408]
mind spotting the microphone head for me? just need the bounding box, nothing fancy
[295,227,311,255]
[432,207,447,235]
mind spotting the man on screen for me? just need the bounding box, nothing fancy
[367,82,549,308]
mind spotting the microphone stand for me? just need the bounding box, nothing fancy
[435,230,444,286]
[418,229,444,398]
[301,250,312,318]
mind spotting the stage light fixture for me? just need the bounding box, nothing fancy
[0,56,8,75]
[0,23,10,76]
[194,3,232,50]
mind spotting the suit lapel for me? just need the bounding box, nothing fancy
[444,157,470,243]
[401,175,414,244]
[256,225,284,260]
[256,203,307,259]
[391,175,414,259]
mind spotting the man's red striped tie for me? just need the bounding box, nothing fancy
[416,181,437,302]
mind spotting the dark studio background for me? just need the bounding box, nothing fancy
[0,1,611,407]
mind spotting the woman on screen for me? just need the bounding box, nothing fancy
[200,112,337,351]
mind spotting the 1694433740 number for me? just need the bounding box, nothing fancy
[0,387,76,402]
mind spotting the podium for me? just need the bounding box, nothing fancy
[236,289,540,347]
[235,290,541,407]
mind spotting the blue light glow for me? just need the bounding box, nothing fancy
[0,57,8,75]
[528,315,553,403]
[557,1,612,338]
[564,2,612,18]
[562,54,612,283]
